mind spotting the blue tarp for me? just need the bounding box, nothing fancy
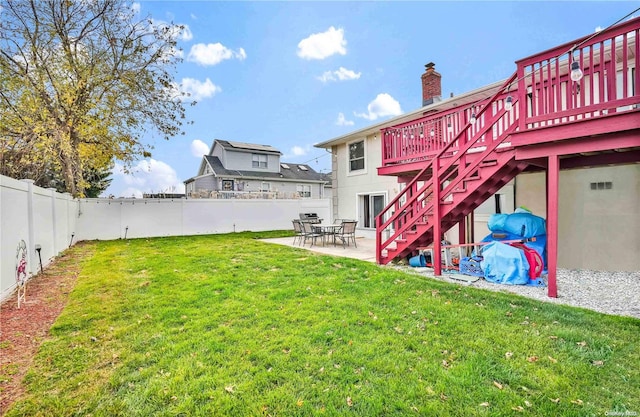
[479,232,547,268]
[485,209,547,267]
[472,209,549,286]
[480,241,530,285]
[488,211,546,238]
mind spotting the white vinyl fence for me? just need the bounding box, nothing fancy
[1,174,331,302]
[75,197,330,240]
[1,176,77,301]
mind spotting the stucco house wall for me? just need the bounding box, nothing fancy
[330,133,398,237]
[516,165,639,271]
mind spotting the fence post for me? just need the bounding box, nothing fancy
[21,179,36,275]
[49,188,58,255]
[181,197,186,236]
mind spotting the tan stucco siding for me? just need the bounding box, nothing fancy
[333,134,397,232]
[516,165,640,271]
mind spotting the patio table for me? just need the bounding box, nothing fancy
[313,223,343,246]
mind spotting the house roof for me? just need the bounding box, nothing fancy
[201,155,328,183]
[215,139,282,155]
[313,78,506,149]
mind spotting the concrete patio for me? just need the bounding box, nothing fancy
[261,236,377,263]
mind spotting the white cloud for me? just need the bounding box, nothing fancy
[336,112,354,126]
[190,13,197,20]
[132,2,140,14]
[191,139,210,157]
[291,146,307,156]
[178,77,221,102]
[111,160,185,198]
[354,93,403,121]
[297,26,347,60]
[282,145,311,159]
[317,67,361,83]
[187,43,247,66]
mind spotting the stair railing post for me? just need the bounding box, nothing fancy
[459,110,469,169]
[375,214,381,264]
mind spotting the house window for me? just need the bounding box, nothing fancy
[297,184,311,198]
[222,180,234,191]
[358,193,386,228]
[252,154,268,169]
[260,182,271,192]
[348,140,365,172]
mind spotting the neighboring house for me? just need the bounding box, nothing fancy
[315,16,640,284]
[184,140,329,199]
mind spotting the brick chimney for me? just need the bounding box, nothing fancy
[421,62,441,106]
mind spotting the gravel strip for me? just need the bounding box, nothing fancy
[395,266,640,319]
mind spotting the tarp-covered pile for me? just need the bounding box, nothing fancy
[479,208,547,285]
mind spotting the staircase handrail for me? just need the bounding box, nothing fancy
[377,72,518,234]
[378,94,519,245]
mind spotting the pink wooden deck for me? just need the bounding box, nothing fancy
[375,17,640,297]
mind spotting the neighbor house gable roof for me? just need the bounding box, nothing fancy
[199,155,327,183]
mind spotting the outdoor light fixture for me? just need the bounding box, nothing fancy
[35,244,43,273]
[469,106,477,125]
[570,61,583,82]
[504,95,514,111]
[430,129,435,137]
[447,116,453,132]
[419,127,424,138]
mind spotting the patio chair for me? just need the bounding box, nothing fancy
[301,220,324,247]
[335,220,357,248]
[292,219,304,246]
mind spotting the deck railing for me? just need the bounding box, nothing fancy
[381,92,520,167]
[381,17,639,169]
[517,16,639,130]
[188,190,305,199]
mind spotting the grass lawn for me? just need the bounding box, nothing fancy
[5,232,639,416]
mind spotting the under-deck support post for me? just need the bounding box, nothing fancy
[546,154,559,298]
[458,217,466,257]
[433,162,442,276]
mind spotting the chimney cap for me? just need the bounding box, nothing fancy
[425,62,436,70]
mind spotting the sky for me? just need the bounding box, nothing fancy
[104,0,640,198]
